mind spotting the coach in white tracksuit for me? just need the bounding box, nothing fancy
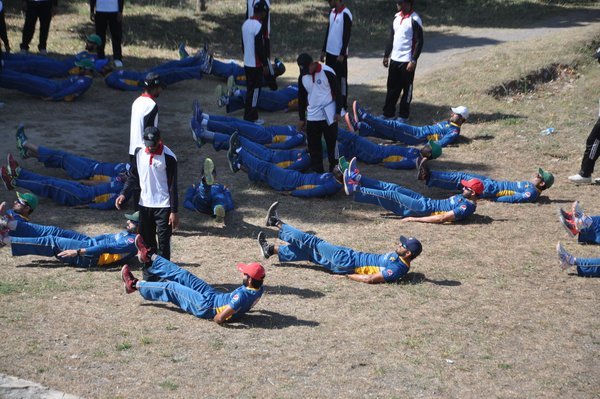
[242,1,269,123]
[296,53,342,173]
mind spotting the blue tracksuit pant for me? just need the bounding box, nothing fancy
[226,85,298,113]
[353,176,427,216]
[205,115,305,149]
[36,146,126,180]
[277,223,356,274]
[337,128,420,169]
[137,256,219,319]
[0,70,92,101]
[579,216,600,245]
[16,168,121,206]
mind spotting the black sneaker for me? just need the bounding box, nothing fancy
[265,201,281,227]
[257,231,274,259]
[227,132,241,173]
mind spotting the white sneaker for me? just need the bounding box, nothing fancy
[595,177,600,184]
[396,117,409,123]
[568,174,592,184]
[253,119,265,125]
[38,49,47,56]
[113,60,124,68]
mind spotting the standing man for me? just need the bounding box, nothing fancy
[246,0,270,58]
[0,1,10,53]
[129,72,163,208]
[90,0,124,67]
[242,1,269,124]
[116,126,178,281]
[297,52,342,173]
[320,0,352,113]
[568,48,600,184]
[382,0,423,122]
[20,0,57,55]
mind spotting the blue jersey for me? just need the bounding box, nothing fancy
[419,122,461,146]
[83,231,137,265]
[7,210,28,222]
[213,286,264,321]
[429,195,476,221]
[183,183,234,214]
[486,180,540,203]
[352,251,410,282]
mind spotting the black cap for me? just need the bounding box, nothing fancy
[296,53,313,75]
[143,72,165,89]
[253,0,269,13]
[143,126,161,147]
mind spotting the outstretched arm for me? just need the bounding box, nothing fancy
[345,273,386,284]
[401,211,455,224]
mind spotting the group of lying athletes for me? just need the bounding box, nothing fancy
[1,57,598,325]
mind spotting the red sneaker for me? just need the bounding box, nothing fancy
[121,264,137,294]
[135,234,151,263]
[6,153,19,177]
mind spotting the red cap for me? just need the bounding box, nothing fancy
[460,178,484,195]
[237,262,266,280]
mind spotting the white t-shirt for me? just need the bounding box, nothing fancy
[300,64,336,122]
[136,145,176,208]
[129,94,158,155]
[325,7,352,56]
[247,0,270,36]
[242,18,263,67]
[390,11,422,62]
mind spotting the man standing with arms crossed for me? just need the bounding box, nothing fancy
[320,0,352,113]
[297,53,342,173]
[241,1,269,124]
[382,0,423,122]
[116,126,178,281]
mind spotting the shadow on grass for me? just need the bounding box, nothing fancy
[536,196,575,205]
[223,310,320,329]
[211,283,325,299]
[399,272,461,287]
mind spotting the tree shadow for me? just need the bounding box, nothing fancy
[399,272,461,287]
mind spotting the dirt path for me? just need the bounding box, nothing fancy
[349,9,600,86]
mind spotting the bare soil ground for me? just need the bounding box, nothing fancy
[0,4,599,399]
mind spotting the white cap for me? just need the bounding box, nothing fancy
[451,106,469,120]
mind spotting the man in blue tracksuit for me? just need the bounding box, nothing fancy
[121,238,265,324]
[350,101,468,147]
[556,243,600,277]
[343,159,483,223]
[6,34,110,78]
[257,201,422,284]
[228,133,342,198]
[418,163,554,203]
[1,192,39,228]
[16,124,127,180]
[0,69,93,101]
[178,43,286,88]
[218,84,299,113]
[190,100,305,149]
[0,212,138,267]
[1,154,127,210]
[337,127,441,169]
[104,50,210,91]
[184,158,234,224]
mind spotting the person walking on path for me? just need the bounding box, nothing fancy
[382,0,423,122]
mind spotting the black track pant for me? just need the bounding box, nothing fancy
[306,120,338,173]
[244,66,262,122]
[95,12,123,60]
[20,1,53,51]
[139,205,172,281]
[578,117,600,177]
[325,52,348,110]
[383,60,415,119]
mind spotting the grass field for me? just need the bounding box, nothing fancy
[1,1,600,398]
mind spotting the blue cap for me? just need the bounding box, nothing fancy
[400,235,422,258]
